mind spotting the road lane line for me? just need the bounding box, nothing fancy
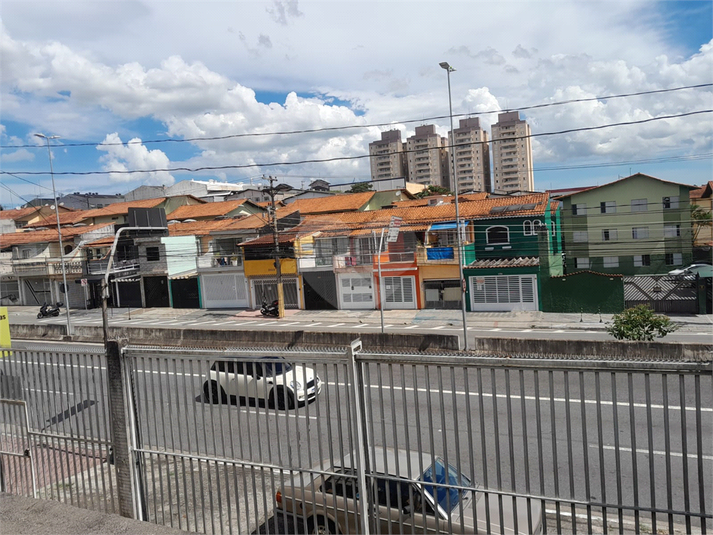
[591,444,713,461]
[308,322,322,327]
[280,322,301,326]
[405,325,419,329]
[490,328,502,331]
[327,323,345,328]
[431,326,445,330]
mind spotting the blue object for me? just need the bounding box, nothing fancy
[429,221,466,231]
[427,247,454,260]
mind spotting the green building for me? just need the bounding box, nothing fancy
[557,173,696,276]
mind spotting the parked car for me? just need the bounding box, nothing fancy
[668,263,713,277]
[275,447,542,534]
[203,356,321,409]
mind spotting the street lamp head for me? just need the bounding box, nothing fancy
[34,133,60,140]
[439,62,455,72]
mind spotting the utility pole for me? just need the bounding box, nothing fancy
[266,176,285,318]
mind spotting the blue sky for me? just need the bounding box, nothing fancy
[1,0,711,207]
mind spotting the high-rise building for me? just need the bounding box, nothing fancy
[406,125,449,188]
[448,117,490,193]
[491,111,534,192]
[369,130,408,182]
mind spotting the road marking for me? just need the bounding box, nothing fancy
[328,323,345,328]
[431,326,445,330]
[521,329,533,332]
[280,322,301,326]
[405,325,419,329]
[490,328,502,331]
[591,444,713,461]
[553,330,565,333]
[212,321,239,326]
[255,321,278,326]
[308,322,322,327]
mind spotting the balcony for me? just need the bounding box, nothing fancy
[196,254,244,270]
[416,246,461,265]
[87,258,140,276]
[13,258,84,277]
[333,253,374,269]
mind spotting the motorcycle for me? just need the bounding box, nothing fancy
[260,299,279,317]
[37,302,63,319]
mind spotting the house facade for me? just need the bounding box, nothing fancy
[557,173,695,275]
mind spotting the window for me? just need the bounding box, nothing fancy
[572,203,586,216]
[664,225,681,238]
[631,199,648,212]
[600,201,616,214]
[523,221,533,236]
[486,226,509,245]
[574,258,590,269]
[662,196,679,210]
[602,229,618,241]
[632,227,649,240]
[146,246,160,262]
[321,469,358,500]
[573,231,588,242]
[603,256,619,268]
[634,255,651,267]
[665,253,683,266]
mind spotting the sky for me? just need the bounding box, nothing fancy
[0,0,712,207]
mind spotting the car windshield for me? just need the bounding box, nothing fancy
[259,357,292,377]
[419,458,471,513]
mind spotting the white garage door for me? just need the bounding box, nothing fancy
[201,274,248,308]
[339,274,375,309]
[469,274,538,311]
[383,276,416,310]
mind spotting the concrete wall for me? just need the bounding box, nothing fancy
[9,324,711,361]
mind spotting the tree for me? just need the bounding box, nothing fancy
[691,205,712,242]
[606,305,679,341]
[414,185,452,199]
[347,182,373,193]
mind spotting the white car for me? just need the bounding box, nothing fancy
[668,263,712,277]
[203,356,321,409]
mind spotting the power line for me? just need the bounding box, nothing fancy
[1,83,710,150]
[3,110,711,178]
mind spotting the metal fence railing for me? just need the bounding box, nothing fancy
[1,341,711,535]
[0,344,117,514]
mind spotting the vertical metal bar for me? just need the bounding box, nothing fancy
[150,357,166,524]
[412,364,428,531]
[68,351,89,508]
[505,369,518,535]
[348,341,371,535]
[61,351,80,507]
[205,357,220,535]
[549,370,561,534]
[451,366,466,534]
[49,350,69,505]
[595,372,607,534]
[644,374,656,534]
[171,357,187,532]
[662,374,673,534]
[534,370,546,534]
[679,374,691,534]
[84,353,103,511]
[21,401,38,498]
[74,351,92,509]
[695,374,706,534]
[477,367,492,534]
[564,371,575,534]
[519,370,532,535]
[375,363,392,535]
[165,356,182,529]
[34,349,54,501]
[627,373,639,533]
[188,357,207,533]
[140,356,158,523]
[611,373,623,534]
[579,372,592,534]
[180,357,196,533]
[438,365,453,535]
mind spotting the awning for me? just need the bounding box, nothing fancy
[429,221,467,231]
[169,270,198,280]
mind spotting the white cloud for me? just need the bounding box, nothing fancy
[96,133,174,186]
[2,148,35,163]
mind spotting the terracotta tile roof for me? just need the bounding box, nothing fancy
[553,173,697,199]
[167,220,237,237]
[0,223,114,248]
[26,210,91,228]
[82,236,116,247]
[281,192,375,214]
[549,270,624,278]
[167,200,251,220]
[82,198,168,219]
[216,213,271,232]
[0,207,46,221]
[690,181,713,200]
[468,257,540,269]
[390,192,488,208]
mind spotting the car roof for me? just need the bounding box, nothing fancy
[339,447,443,479]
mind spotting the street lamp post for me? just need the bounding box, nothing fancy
[35,133,73,336]
[439,62,469,350]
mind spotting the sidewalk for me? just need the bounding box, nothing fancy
[0,492,196,535]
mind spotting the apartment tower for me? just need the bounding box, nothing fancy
[448,117,491,193]
[491,111,534,192]
[406,125,449,188]
[369,130,408,182]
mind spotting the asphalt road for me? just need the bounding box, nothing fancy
[12,307,713,345]
[2,340,711,533]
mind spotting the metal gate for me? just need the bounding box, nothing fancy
[624,275,698,313]
[0,399,37,497]
[143,276,170,307]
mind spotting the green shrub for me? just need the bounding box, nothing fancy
[606,305,679,341]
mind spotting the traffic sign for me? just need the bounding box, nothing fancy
[81,278,88,287]
[386,216,403,243]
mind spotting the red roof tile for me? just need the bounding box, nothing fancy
[167,200,252,220]
[0,223,114,248]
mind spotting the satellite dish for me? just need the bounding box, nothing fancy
[50,205,56,210]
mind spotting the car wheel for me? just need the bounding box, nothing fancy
[270,387,295,410]
[204,381,227,404]
[308,516,337,535]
